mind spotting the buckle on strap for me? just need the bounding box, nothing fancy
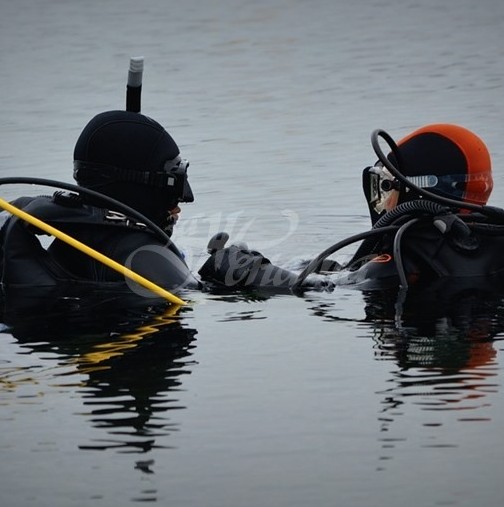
[105,210,147,229]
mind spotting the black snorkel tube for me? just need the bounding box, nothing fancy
[126,56,144,113]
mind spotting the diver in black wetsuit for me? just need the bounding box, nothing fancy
[0,106,304,298]
[0,110,200,292]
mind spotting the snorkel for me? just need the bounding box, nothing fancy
[126,56,144,113]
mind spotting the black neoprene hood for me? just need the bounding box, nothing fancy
[72,110,192,228]
[73,110,180,174]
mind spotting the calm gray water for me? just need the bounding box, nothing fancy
[1,0,504,506]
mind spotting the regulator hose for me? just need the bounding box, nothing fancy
[349,200,448,263]
[291,225,399,291]
[372,199,449,229]
[393,218,420,290]
[0,176,172,245]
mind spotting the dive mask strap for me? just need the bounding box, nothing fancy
[73,156,190,190]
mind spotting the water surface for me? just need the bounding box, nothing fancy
[1,0,504,506]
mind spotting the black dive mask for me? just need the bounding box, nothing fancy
[74,154,194,204]
[363,162,493,225]
[164,155,194,203]
[362,164,402,224]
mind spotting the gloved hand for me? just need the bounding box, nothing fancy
[199,232,296,289]
[199,232,335,292]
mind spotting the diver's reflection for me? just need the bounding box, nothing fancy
[2,288,197,454]
[308,281,503,468]
[77,309,197,453]
[363,284,502,367]
[363,284,501,468]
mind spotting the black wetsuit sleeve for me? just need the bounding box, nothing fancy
[198,245,333,292]
[119,234,201,291]
[48,228,200,291]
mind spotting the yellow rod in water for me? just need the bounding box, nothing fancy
[0,197,186,306]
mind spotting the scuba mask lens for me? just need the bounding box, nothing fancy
[163,156,194,203]
[365,165,400,214]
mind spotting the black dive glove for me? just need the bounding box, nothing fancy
[198,233,334,292]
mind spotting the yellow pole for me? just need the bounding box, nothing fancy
[0,197,186,306]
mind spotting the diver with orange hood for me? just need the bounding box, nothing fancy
[330,123,501,290]
[201,122,504,294]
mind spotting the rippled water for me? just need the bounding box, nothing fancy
[1,0,504,506]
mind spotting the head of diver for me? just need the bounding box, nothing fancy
[362,124,493,224]
[72,110,194,236]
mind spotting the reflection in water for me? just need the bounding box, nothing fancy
[364,284,502,468]
[1,287,197,457]
[77,310,197,454]
[309,280,504,469]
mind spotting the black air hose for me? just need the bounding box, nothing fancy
[349,200,448,263]
[0,176,171,245]
[373,200,449,229]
